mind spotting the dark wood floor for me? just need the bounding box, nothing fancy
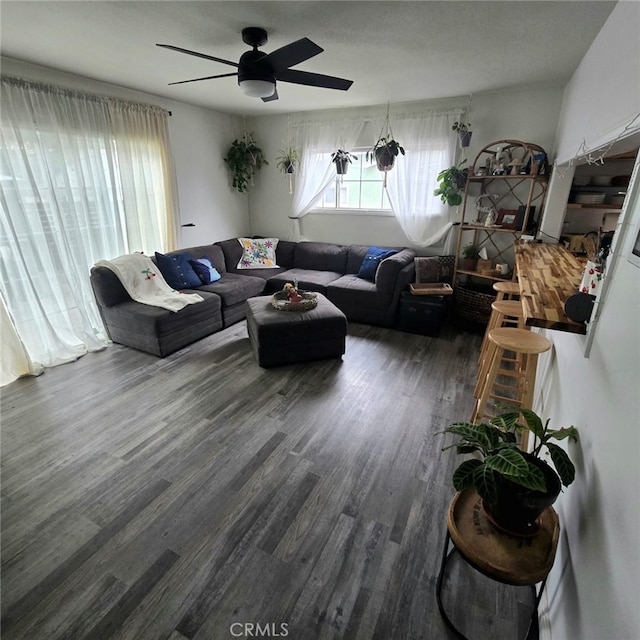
[1,320,536,639]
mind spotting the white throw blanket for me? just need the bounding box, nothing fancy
[95,253,203,312]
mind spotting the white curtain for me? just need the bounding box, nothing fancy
[289,118,365,241]
[385,109,462,246]
[0,76,178,384]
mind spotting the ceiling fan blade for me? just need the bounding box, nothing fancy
[168,72,238,86]
[258,38,323,73]
[262,87,279,103]
[276,68,353,91]
[156,44,239,68]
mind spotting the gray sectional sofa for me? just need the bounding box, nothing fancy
[90,238,416,356]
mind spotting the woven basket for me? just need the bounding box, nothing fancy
[453,284,496,325]
[271,290,318,311]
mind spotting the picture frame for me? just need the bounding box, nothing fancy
[496,208,518,229]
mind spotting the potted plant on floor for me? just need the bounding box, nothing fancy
[224,133,268,193]
[331,149,358,175]
[452,121,472,148]
[440,407,579,535]
[434,160,468,206]
[461,243,479,271]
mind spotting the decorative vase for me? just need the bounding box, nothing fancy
[483,454,562,536]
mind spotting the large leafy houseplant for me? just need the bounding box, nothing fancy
[366,137,405,171]
[441,408,579,533]
[224,133,267,193]
[434,160,468,206]
[331,149,358,175]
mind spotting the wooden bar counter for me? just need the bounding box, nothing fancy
[515,241,587,335]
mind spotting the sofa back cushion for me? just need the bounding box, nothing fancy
[294,242,348,273]
[154,244,226,274]
[375,248,417,295]
[90,266,131,307]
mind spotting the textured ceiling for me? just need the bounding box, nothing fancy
[0,1,616,115]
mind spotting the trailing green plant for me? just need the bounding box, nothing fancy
[462,243,479,259]
[434,160,468,206]
[223,133,268,192]
[440,407,579,507]
[275,145,299,174]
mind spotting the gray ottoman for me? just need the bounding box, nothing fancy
[246,293,347,367]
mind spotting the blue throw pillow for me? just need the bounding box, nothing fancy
[155,251,202,289]
[357,246,397,281]
[189,257,221,285]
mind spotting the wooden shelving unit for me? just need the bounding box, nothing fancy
[453,139,550,324]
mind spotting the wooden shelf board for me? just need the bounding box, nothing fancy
[566,203,622,211]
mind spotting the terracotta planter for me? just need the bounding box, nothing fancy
[483,453,562,536]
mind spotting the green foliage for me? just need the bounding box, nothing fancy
[275,145,299,174]
[434,160,468,206]
[439,407,579,507]
[224,133,268,192]
[452,121,471,133]
[331,149,358,164]
[462,243,479,259]
[366,137,405,163]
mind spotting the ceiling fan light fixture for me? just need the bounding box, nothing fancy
[239,79,276,98]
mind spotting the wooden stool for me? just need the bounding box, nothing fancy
[472,328,552,441]
[493,280,520,301]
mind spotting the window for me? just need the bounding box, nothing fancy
[313,149,392,212]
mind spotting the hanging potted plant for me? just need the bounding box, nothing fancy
[276,145,299,174]
[440,407,579,535]
[452,121,472,148]
[223,132,267,193]
[366,137,405,172]
[434,160,468,206]
[331,149,357,175]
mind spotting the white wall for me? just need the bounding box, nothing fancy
[533,4,640,639]
[1,57,250,247]
[248,86,563,252]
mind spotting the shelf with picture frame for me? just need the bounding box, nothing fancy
[452,139,550,323]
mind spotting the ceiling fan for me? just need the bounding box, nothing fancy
[157,27,353,102]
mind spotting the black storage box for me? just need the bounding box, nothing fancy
[398,292,448,336]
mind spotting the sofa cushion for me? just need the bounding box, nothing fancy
[375,249,417,295]
[346,244,403,274]
[294,242,348,272]
[155,251,202,289]
[265,269,343,295]
[357,246,398,281]
[197,272,265,307]
[237,237,280,269]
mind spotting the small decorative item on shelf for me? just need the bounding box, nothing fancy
[461,243,479,270]
[452,121,472,148]
[271,283,318,311]
[331,149,357,176]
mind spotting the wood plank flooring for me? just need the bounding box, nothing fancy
[1,321,536,639]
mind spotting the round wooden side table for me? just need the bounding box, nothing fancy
[436,488,560,640]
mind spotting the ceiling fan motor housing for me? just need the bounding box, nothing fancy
[237,49,274,84]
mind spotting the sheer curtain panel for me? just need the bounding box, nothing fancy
[385,109,462,246]
[0,76,178,383]
[289,118,365,241]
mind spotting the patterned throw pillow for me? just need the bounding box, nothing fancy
[236,238,280,269]
[189,257,221,285]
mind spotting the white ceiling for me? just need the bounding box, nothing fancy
[1,1,616,116]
